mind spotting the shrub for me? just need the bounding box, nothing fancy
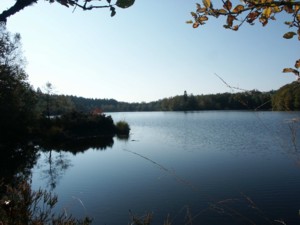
[115,120,130,136]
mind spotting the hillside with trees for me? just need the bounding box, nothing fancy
[35,87,300,114]
[272,82,300,110]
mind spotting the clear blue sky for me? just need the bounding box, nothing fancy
[0,0,298,102]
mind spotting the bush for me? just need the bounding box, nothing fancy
[115,121,130,136]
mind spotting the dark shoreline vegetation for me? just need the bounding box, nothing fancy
[39,82,300,114]
[1,25,300,224]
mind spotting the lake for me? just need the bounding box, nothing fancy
[31,111,300,225]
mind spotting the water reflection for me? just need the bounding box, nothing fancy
[30,112,300,224]
[38,150,72,190]
[40,136,115,155]
[0,143,38,183]
[36,136,122,190]
[116,134,130,142]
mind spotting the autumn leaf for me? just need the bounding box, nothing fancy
[218,9,228,14]
[198,16,208,22]
[295,59,300,69]
[247,11,259,23]
[191,12,197,19]
[202,0,211,8]
[283,68,299,76]
[272,6,281,13]
[193,22,200,28]
[223,0,232,11]
[232,5,244,13]
[283,31,296,39]
[227,15,235,27]
[232,25,239,31]
[259,17,268,26]
[283,5,294,14]
[262,7,272,18]
[197,7,207,13]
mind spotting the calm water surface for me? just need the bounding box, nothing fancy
[31,111,300,225]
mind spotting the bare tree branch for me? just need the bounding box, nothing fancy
[0,0,38,23]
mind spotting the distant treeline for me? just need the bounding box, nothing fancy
[36,82,300,115]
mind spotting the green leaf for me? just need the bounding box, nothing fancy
[283,31,296,39]
[115,0,135,8]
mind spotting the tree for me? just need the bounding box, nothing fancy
[0,25,36,143]
[188,0,300,78]
[43,82,54,119]
[0,0,135,23]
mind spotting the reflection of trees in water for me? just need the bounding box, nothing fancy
[39,150,72,190]
[38,136,117,190]
[40,136,115,155]
[0,144,38,184]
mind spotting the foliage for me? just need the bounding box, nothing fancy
[0,25,37,143]
[49,90,273,112]
[36,111,117,143]
[0,179,92,225]
[272,81,300,110]
[36,91,75,117]
[188,0,300,77]
[160,90,273,111]
[0,0,135,23]
[59,111,116,137]
[115,120,130,136]
[41,136,114,154]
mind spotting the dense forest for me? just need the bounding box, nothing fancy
[272,82,300,111]
[35,85,300,116]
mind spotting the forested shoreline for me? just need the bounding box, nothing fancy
[38,82,300,115]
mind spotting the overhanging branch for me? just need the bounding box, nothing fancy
[0,0,38,23]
